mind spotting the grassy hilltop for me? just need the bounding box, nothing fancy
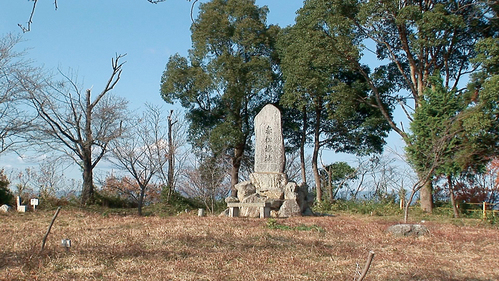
[1,208,498,280]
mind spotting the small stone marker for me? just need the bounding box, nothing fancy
[61,239,71,251]
[31,198,39,211]
[16,196,27,212]
[254,104,285,173]
[198,208,205,217]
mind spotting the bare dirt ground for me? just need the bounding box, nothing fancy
[1,208,498,280]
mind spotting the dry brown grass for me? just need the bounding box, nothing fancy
[1,208,498,280]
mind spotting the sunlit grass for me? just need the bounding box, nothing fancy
[1,207,498,280]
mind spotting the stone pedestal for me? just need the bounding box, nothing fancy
[250,172,286,199]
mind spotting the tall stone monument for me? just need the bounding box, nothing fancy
[254,105,285,173]
[226,104,312,217]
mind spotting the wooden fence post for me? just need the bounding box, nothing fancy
[357,251,375,281]
[483,202,487,220]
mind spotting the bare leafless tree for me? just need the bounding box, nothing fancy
[0,34,37,154]
[155,110,189,202]
[18,0,199,32]
[35,158,67,199]
[285,150,313,185]
[11,167,37,198]
[179,155,231,213]
[24,54,128,205]
[109,104,169,215]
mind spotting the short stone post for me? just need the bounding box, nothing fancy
[229,206,239,217]
[198,208,205,217]
[259,202,271,218]
[61,239,71,252]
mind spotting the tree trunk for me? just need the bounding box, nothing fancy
[327,167,333,203]
[312,152,321,202]
[419,178,433,213]
[230,144,244,197]
[353,173,365,200]
[299,108,308,185]
[81,89,94,205]
[81,157,94,205]
[447,175,460,218]
[312,104,322,202]
[166,110,175,201]
[138,185,146,216]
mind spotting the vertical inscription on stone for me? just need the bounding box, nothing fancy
[254,104,285,173]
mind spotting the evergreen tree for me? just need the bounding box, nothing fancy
[161,0,279,196]
[277,10,391,202]
[0,170,13,205]
[407,71,499,218]
[294,0,496,211]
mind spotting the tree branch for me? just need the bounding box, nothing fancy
[91,54,126,109]
[18,0,38,33]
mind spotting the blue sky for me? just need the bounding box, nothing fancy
[0,0,408,182]
[0,0,306,175]
[1,0,303,110]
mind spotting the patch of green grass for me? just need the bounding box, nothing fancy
[313,199,403,216]
[266,218,325,233]
[311,199,499,228]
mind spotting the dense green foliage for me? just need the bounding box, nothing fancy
[321,162,357,202]
[161,0,280,194]
[0,170,13,205]
[278,21,391,155]
[406,76,466,175]
[277,8,392,200]
[291,0,498,211]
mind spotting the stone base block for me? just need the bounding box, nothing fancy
[235,181,255,202]
[250,172,287,201]
[278,199,301,217]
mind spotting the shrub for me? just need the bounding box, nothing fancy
[36,196,71,209]
[313,199,402,216]
[0,170,13,205]
[163,191,204,212]
[94,191,138,208]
